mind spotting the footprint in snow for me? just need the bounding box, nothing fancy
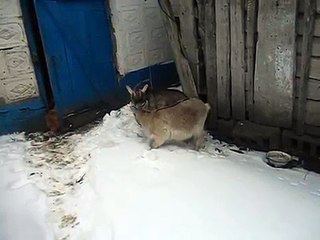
[299,181,307,185]
[290,182,299,187]
[310,191,320,197]
[256,168,265,172]
[134,151,162,172]
[7,178,32,190]
[102,141,118,148]
[10,164,24,173]
[143,150,158,161]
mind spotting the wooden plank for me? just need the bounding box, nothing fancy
[245,0,257,121]
[298,0,320,13]
[296,0,316,135]
[215,0,231,119]
[159,0,198,98]
[295,78,320,101]
[169,0,180,17]
[305,101,320,127]
[195,0,207,95]
[254,0,296,127]
[230,0,246,120]
[305,124,320,136]
[294,99,320,126]
[204,0,218,128]
[178,0,200,92]
[196,0,205,42]
[297,15,320,37]
[296,36,320,57]
[297,56,320,80]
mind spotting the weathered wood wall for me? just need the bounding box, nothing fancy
[295,0,320,135]
[254,0,296,128]
[160,0,320,145]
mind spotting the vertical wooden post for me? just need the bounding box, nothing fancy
[196,0,205,50]
[246,0,257,121]
[178,0,200,92]
[195,0,205,59]
[296,0,316,135]
[159,0,198,98]
[230,0,246,120]
[254,0,296,127]
[195,0,207,95]
[215,0,231,119]
[204,0,218,128]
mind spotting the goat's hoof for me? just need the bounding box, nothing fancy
[150,142,160,149]
[149,140,155,149]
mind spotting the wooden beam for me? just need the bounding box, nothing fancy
[195,0,207,95]
[295,78,320,101]
[304,124,320,137]
[298,0,320,13]
[215,0,231,119]
[294,99,320,127]
[230,0,246,120]
[296,0,316,135]
[245,0,257,120]
[297,15,320,37]
[178,0,200,92]
[204,0,218,128]
[296,36,320,57]
[254,0,296,127]
[296,56,320,80]
[159,0,198,98]
[196,0,205,52]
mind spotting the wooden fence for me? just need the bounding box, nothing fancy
[159,0,320,157]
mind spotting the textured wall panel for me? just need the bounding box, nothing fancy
[0,47,34,79]
[0,2,39,104]
[1,73,38,102]
[0,19,27,49]
[0,0,21,18]
[110,0,173,75]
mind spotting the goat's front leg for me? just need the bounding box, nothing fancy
[149,134,165,149]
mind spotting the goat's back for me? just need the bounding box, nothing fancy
[150,98,210,131]
[148,89,187,110]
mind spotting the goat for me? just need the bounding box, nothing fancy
[126,84,188,111]
[128,92,210,150]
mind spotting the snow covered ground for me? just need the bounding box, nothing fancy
[1,104,320,240]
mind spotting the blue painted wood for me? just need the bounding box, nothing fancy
[33,0,119,116]
[115,62,179,110]
[0,99,47,134]
[0,0,179,135]
[120,62,178,89]
[33,0,179,120]
[0,0,48,135]
[21,0,50,108]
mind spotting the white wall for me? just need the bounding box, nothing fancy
[109,0,173,75]
[0,0,39,105]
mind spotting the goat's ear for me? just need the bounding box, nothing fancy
[126,85,134,95]
[141,84,149,93]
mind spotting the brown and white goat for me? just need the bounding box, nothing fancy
[127,86,210,150]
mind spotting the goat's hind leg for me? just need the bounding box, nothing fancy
[192,131,206,151]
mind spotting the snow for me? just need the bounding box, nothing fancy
[0,135,54,240]
[1,104,320,240]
